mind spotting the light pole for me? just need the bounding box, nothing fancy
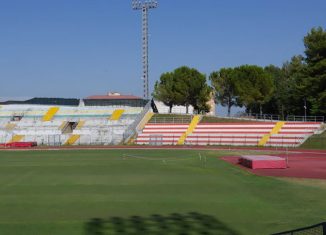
[132,0,158,100]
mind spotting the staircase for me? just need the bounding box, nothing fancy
[43,107,59,121]
[75,120,86,130]
[9,135,24,143]
[59,121,68,131]
[65,135,80,145]
[5,123,16,131]
[258,121,285,146]
[110,109,125,121]
[177,115,201,145]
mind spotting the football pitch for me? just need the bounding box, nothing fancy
[0,149,325,235]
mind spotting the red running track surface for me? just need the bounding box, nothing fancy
[222,153,326,179]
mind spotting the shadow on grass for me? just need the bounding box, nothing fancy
[85,212,240,235]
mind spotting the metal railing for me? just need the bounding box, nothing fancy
[272,222,326,235]
[149,115,193,124]
[122,101,152,143]
[183,135,306,148]
[237,114,280,121]
[138,134,314,148]
[230,113,324,123]
[286,115,324,122]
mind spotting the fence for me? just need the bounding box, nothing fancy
[235,113,281,121]
[149,115,193,124]
[0,129,125,146]
[149,113,325,124]
[272,222,326,235]
[233,113,325,123]
[184,135,307,148]
[142,134,311,148]
[286,115,325,122]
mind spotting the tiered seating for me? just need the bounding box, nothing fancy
[0,105,144,146]
[186,122,323,147]
[266,122,322,147]
[136,123,189,145]
[185,122,274,146]
[135,114,194,145]
[136,120,323,147]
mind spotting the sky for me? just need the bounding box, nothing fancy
[0,0,325,114]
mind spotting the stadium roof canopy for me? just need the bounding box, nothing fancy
[0,97,80,106]
[0,93,147,107]
[0,97,33,102]
[84,93,146,107]
[86,95,142,100]
[86,92,142,100]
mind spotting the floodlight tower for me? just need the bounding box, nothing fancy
[132,0,158,99]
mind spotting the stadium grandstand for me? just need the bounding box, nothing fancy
[0,93,148,147]
[135,115,324,147]
[1,93,324,148]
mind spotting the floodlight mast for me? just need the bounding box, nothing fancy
[132,0,158,100]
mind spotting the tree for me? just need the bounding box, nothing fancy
[261,60,306,118]
[281,55,307,116]
[209,68,237,117]
[262,65,285,117]
[233,65,274,115]
[152,72,182,113]
[257,27,326,118]
[303,27,326,116]
[153,66,212,114]
[173,66,211,114]
[195,86,212,113]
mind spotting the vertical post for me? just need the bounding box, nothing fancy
[286,147,289,168]
[245,134,247,146]
[142,6,149,99]
[304,98,307,122]
[196,134,198,146]
[322,222,326,235]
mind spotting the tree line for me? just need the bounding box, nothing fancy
[153,27,326,117]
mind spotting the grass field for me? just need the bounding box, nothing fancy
[0,149,325,235]
[200,116,257,123]
[300,131,326,150]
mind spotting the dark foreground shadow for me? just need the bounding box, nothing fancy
[85,212,240,235]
